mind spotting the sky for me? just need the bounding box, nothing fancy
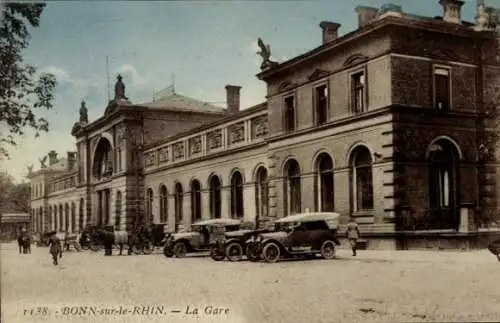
[1,0,497,183]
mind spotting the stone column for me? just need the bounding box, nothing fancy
[183,190,192,228]
[301,175,315,213]
[221,187,229,219]
[167,195,176,232]
[201,190,211,220]
[266,154,279,225]
[243,182,256,224]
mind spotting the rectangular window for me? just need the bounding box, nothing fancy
[434,67,450,111]
[315,85,328,125]
[284,95,296,132]
[351,72,365,114]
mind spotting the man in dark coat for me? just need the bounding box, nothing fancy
[17,234,23,254]
[48,233,62,265]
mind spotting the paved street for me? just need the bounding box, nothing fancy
[1,243,500,323]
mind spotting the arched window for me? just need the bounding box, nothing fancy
[115,191,122,229]
[71,202,76,232]
[350,146,373,212]
[58,204,63,232]
[428,139,460,229]
[209,176,221,219]
[283,159,301,215]
[31,209,35,232]
[79,199,84,231]
[255,167,269,223]
[230,171,244,219]
[48,206,52,231]
[34,208,38,232]
[315,153,334,212]
[160,185,168,223]
[92,138,113,180]
[40,207,44,232]
[146,188,153,225]
[54,206,58,231]
[174,183,184,230]
[191,180,202,223]
[65,203,70,232]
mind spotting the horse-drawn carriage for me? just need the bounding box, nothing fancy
[80,224,167,255]
[36,232,81,252]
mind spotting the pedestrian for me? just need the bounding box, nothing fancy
[17,234,23,254]
[48,232,62,266]
[346,217,361,256]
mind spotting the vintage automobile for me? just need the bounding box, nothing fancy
[209,227,271,262]
[248,212,341,263]
[163,219,241,258]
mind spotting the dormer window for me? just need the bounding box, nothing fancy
[434,66,451,112]
[284,95,296,132]
[351,71,366,114]
[315,84,328,125]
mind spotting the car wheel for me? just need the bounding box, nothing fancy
[246,244,261,262]
[163,246,174,258]
[210,246,225,261]
[173,242,187,258]
[225,242,243,262]
[142,242,153,255]
[90,243,100,252]
[262,242,280,263]
[321,240,336,259]
[131,244,142,255]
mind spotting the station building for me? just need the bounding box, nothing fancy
[29,1,500,249]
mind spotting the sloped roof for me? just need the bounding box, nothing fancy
[46,158,68,172]
[1,213,30,223]
[29,158,69,178]
[136,93,226,114]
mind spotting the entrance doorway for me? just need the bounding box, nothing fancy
[97,189,111,227]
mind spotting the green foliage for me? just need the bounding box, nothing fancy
[0,3,57,158]
[0,171,29,213]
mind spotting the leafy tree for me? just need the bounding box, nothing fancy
[0,171,14,212]
[0,171,30,214]
[0,3,57,158]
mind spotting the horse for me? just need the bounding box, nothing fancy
[91,228,135,256]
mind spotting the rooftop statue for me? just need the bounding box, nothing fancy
[114,74,128,101]
[475,5,499,31]
[38,156,47,169]
[79,100,88,124]
[257,37,278,70]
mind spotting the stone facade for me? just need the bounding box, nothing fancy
[29,2,500,249]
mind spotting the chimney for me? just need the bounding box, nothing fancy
[355,6,379,28]
[225,85,241,114]
[48,150,58,166]
[67,151,77,171]
[320,21,341,44]
[439,0,465,24]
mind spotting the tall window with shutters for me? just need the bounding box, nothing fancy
[315,85,328,125]
[434,67,451,112]
[284,95,296,132]
[351,71,365,114]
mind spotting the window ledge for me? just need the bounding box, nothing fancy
[351,210,374,217]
